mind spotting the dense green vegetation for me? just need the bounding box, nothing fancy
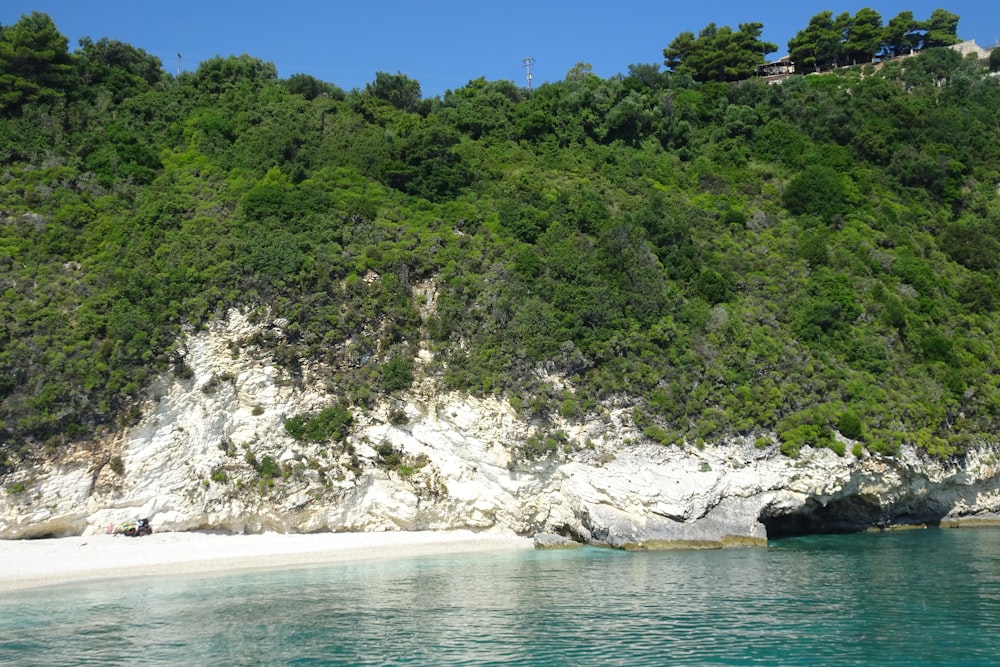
[665,7,961,79]
[2,10,1000,474]
[785,8,960,72]
[664,22,777,82]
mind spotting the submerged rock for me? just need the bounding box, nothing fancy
[533,533,582,549]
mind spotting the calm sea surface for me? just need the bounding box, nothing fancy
[2,528,999,666]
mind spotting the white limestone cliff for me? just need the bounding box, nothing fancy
[2,309,999,544]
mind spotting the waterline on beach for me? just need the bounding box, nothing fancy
[0,529,532,593]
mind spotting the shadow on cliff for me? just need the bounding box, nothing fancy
[762,493,950,538]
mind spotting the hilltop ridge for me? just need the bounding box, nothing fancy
[2,12,1000,480]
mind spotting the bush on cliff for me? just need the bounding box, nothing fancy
[1,12,999,471]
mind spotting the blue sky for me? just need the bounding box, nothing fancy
[3,1,998,97]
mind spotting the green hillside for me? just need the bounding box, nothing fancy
[2,11,1000,475]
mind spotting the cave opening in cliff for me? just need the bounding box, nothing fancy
[762,495,891,538]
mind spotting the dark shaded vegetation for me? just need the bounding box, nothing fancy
[1,10,999,474]
[284,404,354,443]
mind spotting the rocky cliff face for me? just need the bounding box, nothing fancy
[3,310,999,544]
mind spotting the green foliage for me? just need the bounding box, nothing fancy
[76,37,164,102]
[381,355,414,392]
[664,22,777,82]
[921,9,961,49]
[777,409,842,457]
[844,8,885,65]
[257,455,280,480]
[282,73,344,101]
[643,424,673,446]
[242,448,280,481]
[788,11,849,72]
[783,165,847,219]
[787,8,961,71]
[516,431,568,461]
[882,11,921,58]
[0,11,74,115]
[108,455,125,476]
[188,54,277,96]
[837,412,864,440]
[375,443,403,468]
[388,407,409,425]
[1,12,999,470]
[364,71,422,111]
[382,119,471,201]
[284,404,354,443]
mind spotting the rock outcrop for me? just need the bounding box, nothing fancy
[3,310,999,544]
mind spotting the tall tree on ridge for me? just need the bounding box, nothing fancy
[664,22,776,82]
[0,11,74,115]
[881,11,922,58]
[843,7,884,65]
[788,11,845,73]
[921,8,961,49]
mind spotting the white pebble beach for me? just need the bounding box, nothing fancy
[0,530,534,593]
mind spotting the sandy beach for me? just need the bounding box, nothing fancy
[0,530,534,593]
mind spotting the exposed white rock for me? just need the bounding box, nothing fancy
[2,309,1000,545]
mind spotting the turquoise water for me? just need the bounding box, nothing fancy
[2,528,999,666]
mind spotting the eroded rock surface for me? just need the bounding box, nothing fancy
[3,310,999,545]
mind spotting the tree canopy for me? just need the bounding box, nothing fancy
[664,22,777,82]
[921,9,962,49]
[788,11,850,72]
[0,9,998,479]
[787,7,962,73]
[0,11,74,114]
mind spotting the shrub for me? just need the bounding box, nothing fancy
[257,455,280,479]
[783,165,847,219]
[284,403,353,442]
[388,408,409,425]
[382,355,414,392]
[643,424,672,445]
[780,438,802,458]
[559,397,578,418]
[174,359,194,380]
[837,412,863,440]
[108,455,125,476]
[778,423,822,458]
[867,438,901,456]
[375,443,402,468]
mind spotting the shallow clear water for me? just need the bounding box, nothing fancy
[2,528,999,666]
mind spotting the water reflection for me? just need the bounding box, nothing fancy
[2,529,999,666]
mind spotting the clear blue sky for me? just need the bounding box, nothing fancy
[3,1,998,97]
